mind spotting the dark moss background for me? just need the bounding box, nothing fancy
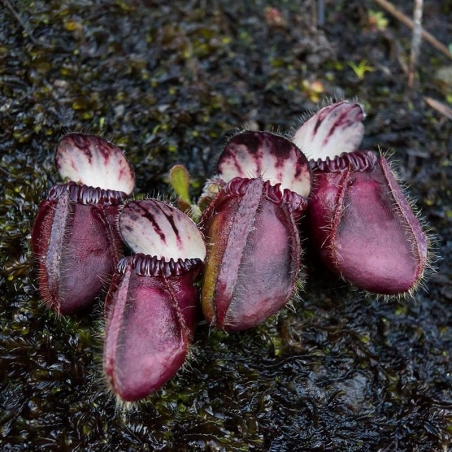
[1,0,452,450]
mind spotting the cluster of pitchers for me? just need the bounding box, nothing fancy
[31,101,429,402]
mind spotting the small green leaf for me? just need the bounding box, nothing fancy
[169,164,191,205]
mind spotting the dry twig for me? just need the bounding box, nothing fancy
[373,0,452,61]
[424,97,452,121]
[408,0,423,88]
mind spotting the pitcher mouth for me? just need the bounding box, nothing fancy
[48,181,128,205]
[310,150,378,173]
[117,254,203,277]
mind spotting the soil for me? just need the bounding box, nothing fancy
[1,0,452,451]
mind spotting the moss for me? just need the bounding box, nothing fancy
[1,0,452,450]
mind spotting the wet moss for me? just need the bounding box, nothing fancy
[1,0,452,451]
